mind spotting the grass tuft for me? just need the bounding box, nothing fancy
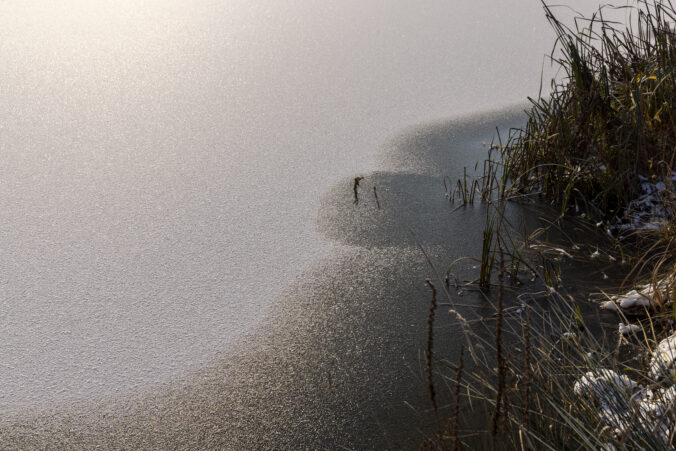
[505,0,676,223]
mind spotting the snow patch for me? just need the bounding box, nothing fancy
[616,172,675,233]
[649,333,676,381]
[604,275,675,312]
[618,323,642,335]
[574,365,675,445]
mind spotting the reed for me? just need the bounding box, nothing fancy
[426,279,440,417]
[505,0,676,222]
[451,344,464,451]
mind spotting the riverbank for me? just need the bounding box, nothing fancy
[433,2,676,447]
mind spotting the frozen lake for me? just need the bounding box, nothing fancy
[0,0,604,412]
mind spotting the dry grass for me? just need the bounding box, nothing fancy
[506,0,676,222]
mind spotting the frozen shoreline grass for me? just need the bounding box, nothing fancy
[426,1,676,448]
[501,0,676,322]
[506,0,675,224]
[428,212,676,448]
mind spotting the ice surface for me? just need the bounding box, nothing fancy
[0,0,611,411]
